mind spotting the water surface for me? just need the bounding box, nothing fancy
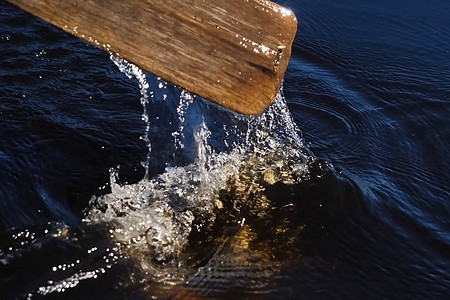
[1,0,449,299]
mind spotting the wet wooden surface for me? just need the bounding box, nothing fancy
[6,0,297,115]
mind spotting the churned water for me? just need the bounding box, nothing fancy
[1,0,449,299]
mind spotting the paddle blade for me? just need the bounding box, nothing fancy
[6,0,297,115]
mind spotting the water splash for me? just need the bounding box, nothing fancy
[0,59,315,298]
[172,90,194,150]
[84,117,245,276]
[79,59,314,292]
[110,55,152,179]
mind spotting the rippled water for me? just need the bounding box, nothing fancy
[1,0,449,299]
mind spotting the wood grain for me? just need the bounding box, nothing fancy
[6,0,297,115]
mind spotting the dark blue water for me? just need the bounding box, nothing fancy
[1,0,449,299]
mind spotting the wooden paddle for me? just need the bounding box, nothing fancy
[6,0,297,115]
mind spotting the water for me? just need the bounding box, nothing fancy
[1,0,449,299]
